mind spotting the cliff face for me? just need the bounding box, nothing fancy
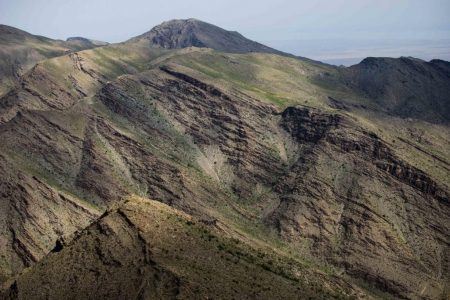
[0,20,449,299]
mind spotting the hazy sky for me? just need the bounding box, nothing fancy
[1,0,449,65]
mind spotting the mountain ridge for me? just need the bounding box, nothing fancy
[0,24,106,96]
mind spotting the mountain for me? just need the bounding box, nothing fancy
[129,18,287,55]
[320,56,450,124]
[0,25,106,96]
[0,19,449,299]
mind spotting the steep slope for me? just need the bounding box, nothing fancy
[128,18,288,55]
[318,57,450,124]
[0,24,105,95]
[1,196,364,299]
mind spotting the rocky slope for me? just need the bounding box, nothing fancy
[0,19,449,299]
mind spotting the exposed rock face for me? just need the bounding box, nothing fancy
[129,18,286,55]
[280,106,341,143]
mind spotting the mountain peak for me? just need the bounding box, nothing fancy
[129,18,284,55]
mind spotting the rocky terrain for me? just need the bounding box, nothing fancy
[0,19,449,299]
